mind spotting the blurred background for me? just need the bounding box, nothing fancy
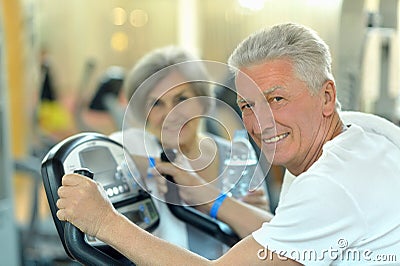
[1,0,399,265]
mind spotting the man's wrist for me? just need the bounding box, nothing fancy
[96,210,121,243]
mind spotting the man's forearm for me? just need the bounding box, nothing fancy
[97,211,212,265]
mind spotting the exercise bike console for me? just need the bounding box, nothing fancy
[41,132,159,264]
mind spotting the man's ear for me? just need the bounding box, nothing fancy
[322,80,336,117]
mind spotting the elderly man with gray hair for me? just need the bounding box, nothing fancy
[56,23,400,265]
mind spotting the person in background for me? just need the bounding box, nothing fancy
[57,23,400,265]
[109,45,270,259]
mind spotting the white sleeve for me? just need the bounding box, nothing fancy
[252,175,367,265]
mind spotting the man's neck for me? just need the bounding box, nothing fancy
[287,112,344,176]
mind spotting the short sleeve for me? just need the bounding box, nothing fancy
[252,175,366,265]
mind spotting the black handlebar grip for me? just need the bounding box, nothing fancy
[64,222,121,266]
[160,150,240,247]
[160,150,181,204]
[73,168,94,178]
[63,168,123,266]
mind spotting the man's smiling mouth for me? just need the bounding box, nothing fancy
[263,132,289,144]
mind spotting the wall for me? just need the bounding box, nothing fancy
[36,0,179,101]
[0,0,22,264]
[35,0,345,104]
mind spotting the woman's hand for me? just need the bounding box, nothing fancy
[152,155,220,208]
[241,188,270,212]
[56,173,118,238]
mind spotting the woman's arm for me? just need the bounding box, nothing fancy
[241,188,270,211]
[154,162,273,238]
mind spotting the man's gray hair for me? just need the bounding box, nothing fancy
[228,23,335,96]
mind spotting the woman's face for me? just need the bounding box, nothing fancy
[145,71,204,150]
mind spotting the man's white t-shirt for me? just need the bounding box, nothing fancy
[252,124,400,265]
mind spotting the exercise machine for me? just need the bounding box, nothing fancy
[41,133,159,265]
[41,132,239,265]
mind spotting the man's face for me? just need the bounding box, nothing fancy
[235,59,325,171]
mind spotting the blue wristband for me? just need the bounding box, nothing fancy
[148,157,156,168]
[147,157,156,178]
[209,193,228,219]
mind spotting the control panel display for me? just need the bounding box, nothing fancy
[53,134,159,245]
[79,146,118,185]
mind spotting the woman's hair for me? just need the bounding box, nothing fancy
[124,46,214,122]
[228,23,335,96]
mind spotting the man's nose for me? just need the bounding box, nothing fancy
[252,103,275,133]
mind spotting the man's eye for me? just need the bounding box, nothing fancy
[270,96,283,103]
[240,103,253,111]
